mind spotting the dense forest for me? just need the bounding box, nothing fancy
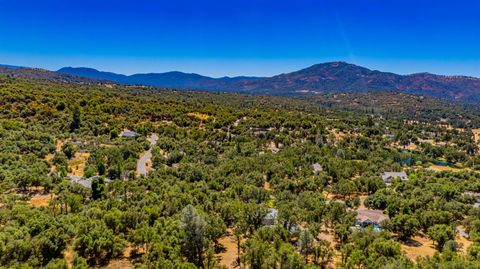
[1,75,480,268]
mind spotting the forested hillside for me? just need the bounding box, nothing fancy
[1,76,480,268]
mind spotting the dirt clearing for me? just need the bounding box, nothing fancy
[216,229,242,268]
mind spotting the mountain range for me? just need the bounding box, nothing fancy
[57,62,480,102]
[1,62,479,103]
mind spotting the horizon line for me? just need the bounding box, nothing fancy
[1,61,479,80]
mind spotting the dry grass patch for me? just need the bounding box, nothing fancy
[357,195,369,210]
[456,234,473,255]
[29,194,53,207]
[68,152,90,177]
[400,235,436,261]
[318,229,336,246]
[63,245,74,269]
[428,165,462,172]
[401,233,473,261]
[43,153,55,161]
[391,142,418,151]
[187,112,212,121]
[216,229,242,269]
[330,129,346,140]
[100,143,115,148]
[317,228,340,268]
[55,140,64,151]
[473,129,480,144]
[263,181,272,191]
[104,259,134,269]
[418,139,448,147]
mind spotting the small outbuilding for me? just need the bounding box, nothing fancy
[263,208,278,226]
[121,129,137,138]
[312,163,323,173]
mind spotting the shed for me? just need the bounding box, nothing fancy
[263,208,278,226]
[312,163,323,173]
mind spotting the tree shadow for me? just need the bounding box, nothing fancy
[402,238,422,247]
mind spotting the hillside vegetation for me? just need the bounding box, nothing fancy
[1,76,480,268]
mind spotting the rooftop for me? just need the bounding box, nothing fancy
[68,175,111,188]
[121,131,137,137]
[312,163,323,173]
[381,171,408,182]
[356,209,389,224]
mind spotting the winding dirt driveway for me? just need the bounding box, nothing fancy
[136,133,159,176]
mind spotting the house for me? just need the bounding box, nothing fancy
[464,192,480,208]
[263,208,278,226]
[355,209,389,231]
[121,130,137,138]
[262,208,299,233]
[69,175,111,189]
[312,163,323,173]
[380,172,408,185]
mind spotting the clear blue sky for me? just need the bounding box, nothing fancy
[0,0,479,77]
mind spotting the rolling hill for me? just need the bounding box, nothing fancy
[0,66,109,85]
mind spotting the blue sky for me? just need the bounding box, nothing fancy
[0,0,479,77]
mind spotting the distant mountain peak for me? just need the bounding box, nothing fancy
[59,66,99,72]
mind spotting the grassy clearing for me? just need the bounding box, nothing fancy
[187,112,212,121]
[68,152,90,177]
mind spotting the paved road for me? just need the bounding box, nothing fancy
[136,133,159,176]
